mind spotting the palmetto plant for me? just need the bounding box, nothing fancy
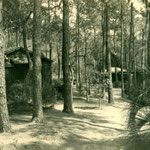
[127,66,150,150]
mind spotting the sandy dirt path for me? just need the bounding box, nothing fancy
[0,88,130,150]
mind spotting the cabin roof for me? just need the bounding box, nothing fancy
[111,67,127,73]
[5,47,53,65]
[5,47,24,55]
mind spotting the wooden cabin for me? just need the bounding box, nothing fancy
[5,47,53,104]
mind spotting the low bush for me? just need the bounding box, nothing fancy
[52,79,64,100]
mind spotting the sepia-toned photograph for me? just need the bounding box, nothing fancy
[0,0,149,149]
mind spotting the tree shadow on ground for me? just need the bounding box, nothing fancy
[8,99,130,150]
[17,134,126,150]
[10,118,31,124]
[75,106,98,109]
[1,133,149,150]
[11,107,126,135]
[73,97,86,101]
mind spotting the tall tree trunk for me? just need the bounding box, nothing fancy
[101,4,106,99]
[128,3,133,99]
[124,25,128,70]
[76,0,81,90]
[15,27,18,47]
[147,10,150,67]
[132,22,136,87]
[145,0,148,66]
[142,29,145,90]
[0,0,11,132]
[56,42,61,79]
[115,66,118,84]
[47,0,53,105]
[114,28,118,85]
[56,34,61,80]
[143,0,148,88]
[54,7,60,80]
[75,0,79,88]
[32,0,43,122]
[75,40,78,88]
[62,0,74,113]
[23,24,33,70]
[84,29,89,102]
[121,3,125,97]
[106,3,113,103]
[78,46,81,91]
[7,29,10,48]
[48,0,53,84]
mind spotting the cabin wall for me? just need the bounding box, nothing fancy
[42,62,54,105]
[6,65,28,82]
[6,62,53,105]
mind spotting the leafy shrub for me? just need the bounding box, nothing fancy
[52,79,64,100]
[6,79,32,104]
[113,81,121,88]
[6,79,33,113]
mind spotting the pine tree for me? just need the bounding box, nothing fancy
[62,0,74,113]
[32,0,43,122]
[105,3,113,103]
[0,0,11,132]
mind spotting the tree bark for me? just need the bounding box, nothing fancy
[32,0,43,122]
[142,29,145,90]
[101,3,106,99]
[145,0,148,66]
[128,3,133,99]
[15,27,18,47]
[53,8,61,80]
[0,0,11,133]
[121,3,125,97]
[114,28,118,85]
[84,29,89,102]
[75,0,79,89]
[147,10,150,67]
[76,0,81,90]
[56,44,61,79]
[62,0,74,113]
[23,24,33,70]
[132,21,136,87]
[48,0,53,84]
[106,3,113,103]
[7,29,10,48]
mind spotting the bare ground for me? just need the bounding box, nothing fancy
[0,89,130,150]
